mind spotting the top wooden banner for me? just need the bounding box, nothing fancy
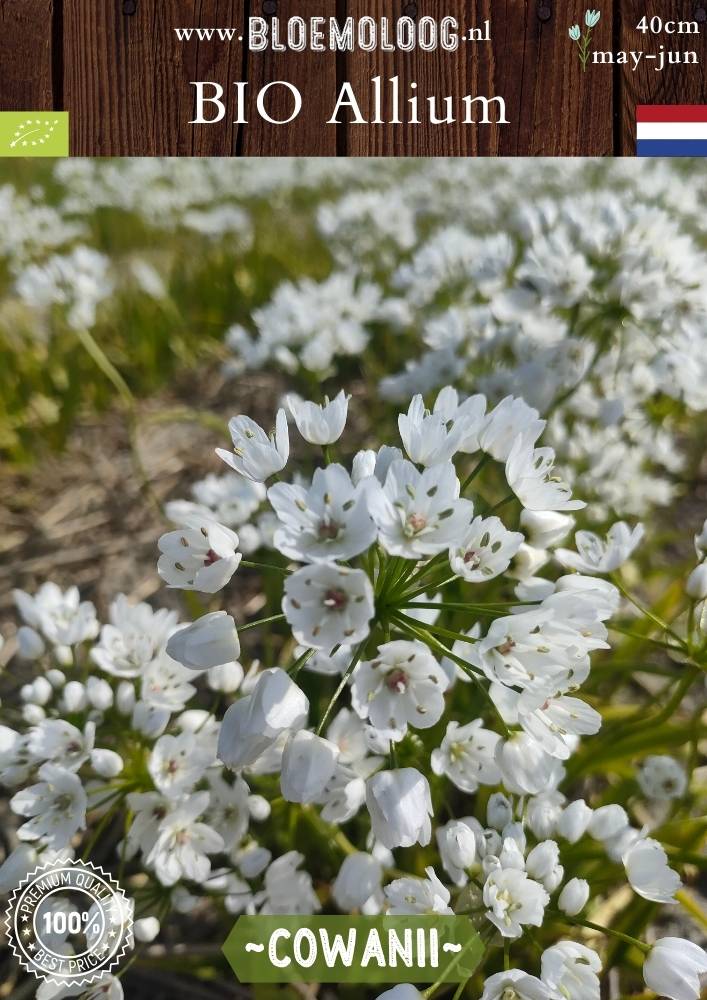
[1,1,706,156]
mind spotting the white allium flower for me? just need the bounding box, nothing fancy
[449,515,524,582]
[280,730,339,803]
[642,937,707,1000]
[369,459,474,558]
[556,522,644,574]
[351,640,447,739]
[11,763,87,850]
[147,791,224,886]
[481,970,551,1000]
[516,689,602,760]
[398,393,464,466]
[217,409,289,482]
[431,719,501,792]
[374,987,422,1000]
[483,867,550,938]
[157,520,241,592]
[91,595,177,678]
[506,432,585,512]
[495,732,563,794]
[148,732,213,798]
[141,653,197,711]
[256,851,320,915]
[558,877,590,916]
[268,464,376,563]
[366,768,433,849]
[384,866,453,915]
[520,509,574,549]
[288,390,349,444]
[478,396,545,462]
[542,941,601,1000]
[218,668,308,770]
[283,562,375,649]
[166,611,240,670]
[623,837,681,903]
[27,719,95,772]
[332,852,383,911]
[638,755,688,800]
[14,583,99,647]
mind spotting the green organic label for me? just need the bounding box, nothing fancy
[0,113,69,156]
[223,915,483,984]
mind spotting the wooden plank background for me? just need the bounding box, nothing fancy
[0,0,706,155]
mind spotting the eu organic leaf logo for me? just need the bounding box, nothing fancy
[9,117,60,150]
[569,9,601,71]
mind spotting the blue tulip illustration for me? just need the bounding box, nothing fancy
[569,9,601,71]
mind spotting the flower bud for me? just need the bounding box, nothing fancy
[487,792,513,831]
[588,804,629,840]
[54,645,74,667]
[248,794,271,821]
[218,668,309,770]
[280,730,339,803]
[366,768,433,849]
[558,877,590,915]
[22,704,45,724]
[86,677,113,711]
[333,852,383,910]
[46,669,66,688]
[134,917,160,943]
[520,510,574,548]
[236,844,271,878]
[131,700,170,738]
[116,681,135,715]
[61,681,87,713]
[557,800,593,843]
[437,820,477,884]
[527,791,565,840]
[27,677,53,706]
[686,562,707,599]
[16,626,45,660]
[167,611,240,671]
[90,748,124,778]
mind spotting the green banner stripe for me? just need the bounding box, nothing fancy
[223,916,483,984]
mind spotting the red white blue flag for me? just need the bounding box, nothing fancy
[637,106,707,156]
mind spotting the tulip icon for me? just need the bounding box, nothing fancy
[569,9,601,71]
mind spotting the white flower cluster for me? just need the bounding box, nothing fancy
[2,385,705,1000]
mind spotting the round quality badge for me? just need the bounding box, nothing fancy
[5,857,133,988]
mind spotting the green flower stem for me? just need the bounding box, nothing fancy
[394,617,511,735]
[421,933,483,999]
[398,600,533,613]
[486,493,517,516]
[404,575,459,602]
[608,624,684,653]
[461,453,491,493]
[74,326,163,519]
[550,910,650,953]
[611,576,686,648]
[288,647,315,678]
[240,559,290,575]
[238,612,286,632]
[394,613,478,648]
[503,938,511,971]
[315,640,367,735]
[451,980,469,1000]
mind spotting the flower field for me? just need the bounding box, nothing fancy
[0,159,706,1000]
